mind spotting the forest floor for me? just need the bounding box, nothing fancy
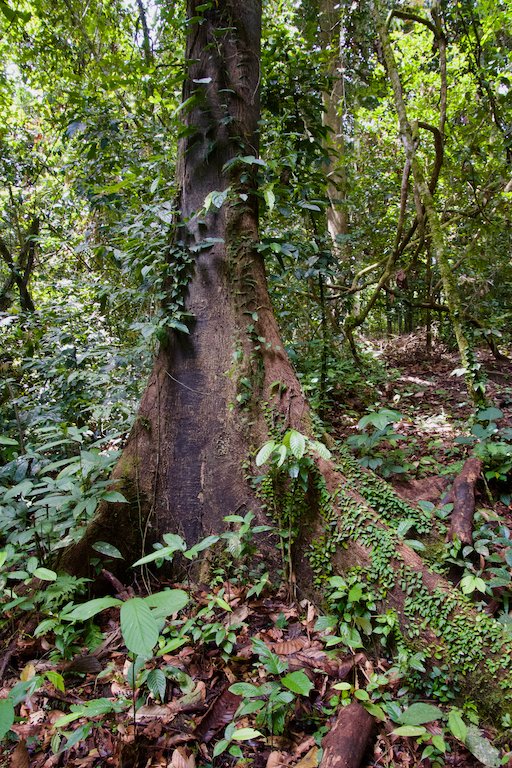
[1,339,511,768]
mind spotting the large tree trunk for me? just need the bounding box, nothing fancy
[58,0,308,571]
[58,0,512,723]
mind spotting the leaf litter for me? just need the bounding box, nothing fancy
[1,350,512,767]
[0,576,497,768]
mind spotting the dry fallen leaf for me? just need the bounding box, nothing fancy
[224,604,250,627]
[135,704,175,723]
[266,750,288,768]
[195,689,242,742]
[224,666,237,684]
[171,681,206,713]
[270,637,309,655]
[170,745,196,768]
[294,747,319,768]
[10,739,29,768]
[141,720,164,739]
[20,663,36,682]
[41,755,61,768]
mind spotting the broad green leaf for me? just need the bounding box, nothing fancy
[213,739,229,757]
[92,542,124,559]
[236,699,265,716]
[400,702,443,726]
[120,598,159,657]
[132,545,178,567]
[62,597,122,621]
[45,670,65,692]
[0,699,15,739]
[59,724,92,754]
[4,479,32,500]
[255,440,276,466]
[354,689,370,701]
[184,535,219,559]
[127,655,147,689]
[0,435,18,446]
[348,584,363,602]
[432,735,447,752]
[281,670,313,696]
[157,637,188,655]
[460,574,487,594]
[447,710,467,742]
[391,725,427,737]
[309,440,332,460]
[288,430,306,460]
[146,669,166,701]
[364,702,387,720]
[213,596,232,612]
[297,201,321,211]
[238,155,266,166]
[231,727,263,741]
[476,407,503,422]
[100,491,128,503]
[54,698,122,728]
[263,187,275,211]
[169,320,189,334]
[358,409,401,431]
[276,445,287,467]
[251,638,288,674]
[229,682,261,697]
[162,533,187,550]
[144,589,188,619]
[33,567,58,581]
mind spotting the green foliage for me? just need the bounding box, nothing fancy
[228,637,314,739]
[346,408,409,477]
[0,424,126,560]
[256,430,331,588]
[61,588,188,659]
[455,407,512,482]
[213,724,263,760]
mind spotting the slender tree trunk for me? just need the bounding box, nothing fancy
[374,4,485,405]
[319,0,349,250]
[0,218,38,313]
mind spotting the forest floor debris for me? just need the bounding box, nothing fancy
[1,346,511,767]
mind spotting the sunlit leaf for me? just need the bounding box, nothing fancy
[92,541,124,559]
[120,598,159,657]
[62,597,122,621]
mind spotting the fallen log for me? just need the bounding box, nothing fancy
[448,457,482,547]
[320,701,375,768]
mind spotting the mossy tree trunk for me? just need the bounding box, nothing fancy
[59,0,512,722]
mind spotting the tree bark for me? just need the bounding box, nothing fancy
[319,0,349,250]
[320,702,375,768]
[0,218,38,313]
[448,457,482,547]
